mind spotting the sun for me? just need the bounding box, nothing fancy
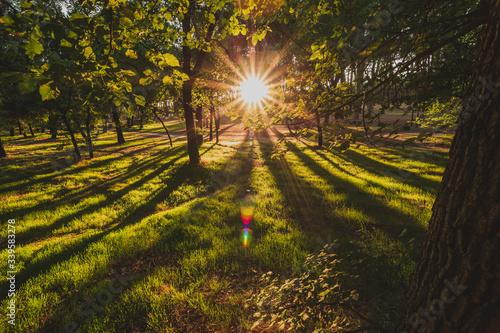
[238,75,270,106]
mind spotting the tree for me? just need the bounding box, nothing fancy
[395,0,500,331]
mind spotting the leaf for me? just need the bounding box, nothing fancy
[113,98,122,107]
[125,49,137,59]
[120,16,133,27]
[70,13,87,21]
[120,70,136,76]
[135,95,146,106]
[60,39,72,47]
[251,34,259,46]
[139,77,152,85]
[18,77,37,94]
[39,81,59,101]
[163,53,179,67]
[162,76,172,85]
[83,46,93,59]
[24,38,44,59]
[1,15,15,25]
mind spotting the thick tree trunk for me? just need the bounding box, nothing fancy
[110,103,125,144]
[61,112,82,163]
[196,106,204,146]
[0,137,6,158]
[395,2,500,332]
[182,1,200,165]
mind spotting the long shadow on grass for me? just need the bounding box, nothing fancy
[259,130,427,238]
[0,140,167,195]
[3,145,184,228]
[0,152,201,302]
[14,145,186,245]
[0,146,180,226]
[303,141,443,194]
[34,141,253,332]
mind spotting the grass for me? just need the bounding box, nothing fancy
[0,124,450,332]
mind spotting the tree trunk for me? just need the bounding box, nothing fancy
[49,113,58,139]
[86,108,93,159]
[139,108,144,129]
[152,109,173,147]
[0,137,6,158]
[9,128,14,136]
[182,1,200,165]
[315,110,322,147]
[395,2,500,332]
[126,117,131,128]
[196,106,204,146]
[102,117,108,133]
[18,119,27,138]
[215,109,220,144]
[17,119,22,135]
[111,103,125,144]
[28,122,35,137]
[61,112,82,163]
[210,104,214,141]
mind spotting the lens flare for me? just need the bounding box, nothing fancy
[241,228,252,248]
[240,194,255,248]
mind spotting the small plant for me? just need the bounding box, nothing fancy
[416,98,460,130]
[247,243,359,332]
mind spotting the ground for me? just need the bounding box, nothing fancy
[0,119,451,332]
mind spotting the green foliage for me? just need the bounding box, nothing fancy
[248,243,359,332]
[415,98,460,130]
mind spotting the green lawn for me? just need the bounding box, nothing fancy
[0,127,449,332]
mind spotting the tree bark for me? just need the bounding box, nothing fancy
[28,122,35,137]
[9,128,15,136]
[0,137,6,158]
[395,1,500,332]
[102,117,108,133]
[182,1,200,165]
[110,103,125,144]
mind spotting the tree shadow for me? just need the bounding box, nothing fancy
[0,143,178,221]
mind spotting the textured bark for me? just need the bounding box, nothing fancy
[395,1,500,332]
[182,1,200,165]
[110,103,125,144]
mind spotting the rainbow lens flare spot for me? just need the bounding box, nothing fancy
[241,228,252,248]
